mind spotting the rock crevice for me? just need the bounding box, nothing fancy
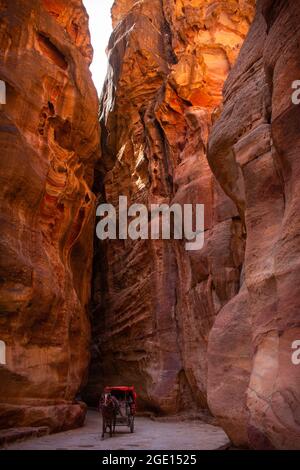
[85,0,255,415]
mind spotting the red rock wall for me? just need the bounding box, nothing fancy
[86,0,255,413]
[88,0,300,449]
[207,0,300,450]
[0,0,99,432]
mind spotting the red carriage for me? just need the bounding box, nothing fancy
[103,386,136,434]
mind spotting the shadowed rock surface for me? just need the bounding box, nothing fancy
[207,0,300,450]
[0,0,99,432]
[1,0,299,451]
[85,0,255,414]
[86,0,300,449]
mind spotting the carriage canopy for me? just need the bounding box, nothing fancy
[104,386,137,402]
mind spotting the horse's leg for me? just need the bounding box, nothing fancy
[110,419,113,437]
[102,417,105,439]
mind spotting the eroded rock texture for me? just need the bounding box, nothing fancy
[0,0,99,432]
[207,0,300,450]
[86,0,254,413]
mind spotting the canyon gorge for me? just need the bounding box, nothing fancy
[0,0,300,450]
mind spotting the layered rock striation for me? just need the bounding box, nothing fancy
[89,0,300,449]
[1,0,298,450]
[207,0,300,450]
[0,0,99,432]
[86,0,254,414]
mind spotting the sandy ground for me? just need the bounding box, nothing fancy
[5,411,230,450]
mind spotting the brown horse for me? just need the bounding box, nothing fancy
[99,393,119,439]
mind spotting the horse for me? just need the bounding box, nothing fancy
[99,392,119,439]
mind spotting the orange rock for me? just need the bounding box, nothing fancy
[86,0,254,413]
[0,0,99,431]
[207,0,300,449]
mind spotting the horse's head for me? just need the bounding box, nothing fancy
[101,392,112,407]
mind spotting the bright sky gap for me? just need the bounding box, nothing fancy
[83,0,113,96]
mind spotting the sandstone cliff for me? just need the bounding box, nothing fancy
[1,0,299,451]
[88,0,300,449]
[0,0,99,432]
[86,0,255,414]
[207,0,300,450]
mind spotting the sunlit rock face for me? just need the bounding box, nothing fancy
[207,0,300,449]
[86,0,254,413]
[0,0,99,432]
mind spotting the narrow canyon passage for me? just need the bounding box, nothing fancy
[0,0,300,452]
[83,0,254,414]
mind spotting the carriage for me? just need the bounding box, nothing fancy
[104,386,136,433]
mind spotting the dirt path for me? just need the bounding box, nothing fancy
[5,411,230,450]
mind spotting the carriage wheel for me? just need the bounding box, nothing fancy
[130,416,135,433]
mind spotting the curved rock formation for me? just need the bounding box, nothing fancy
[0,0,99,432]
[85,0,255,413]
[207,0,300,450]
[1,0,299,450]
